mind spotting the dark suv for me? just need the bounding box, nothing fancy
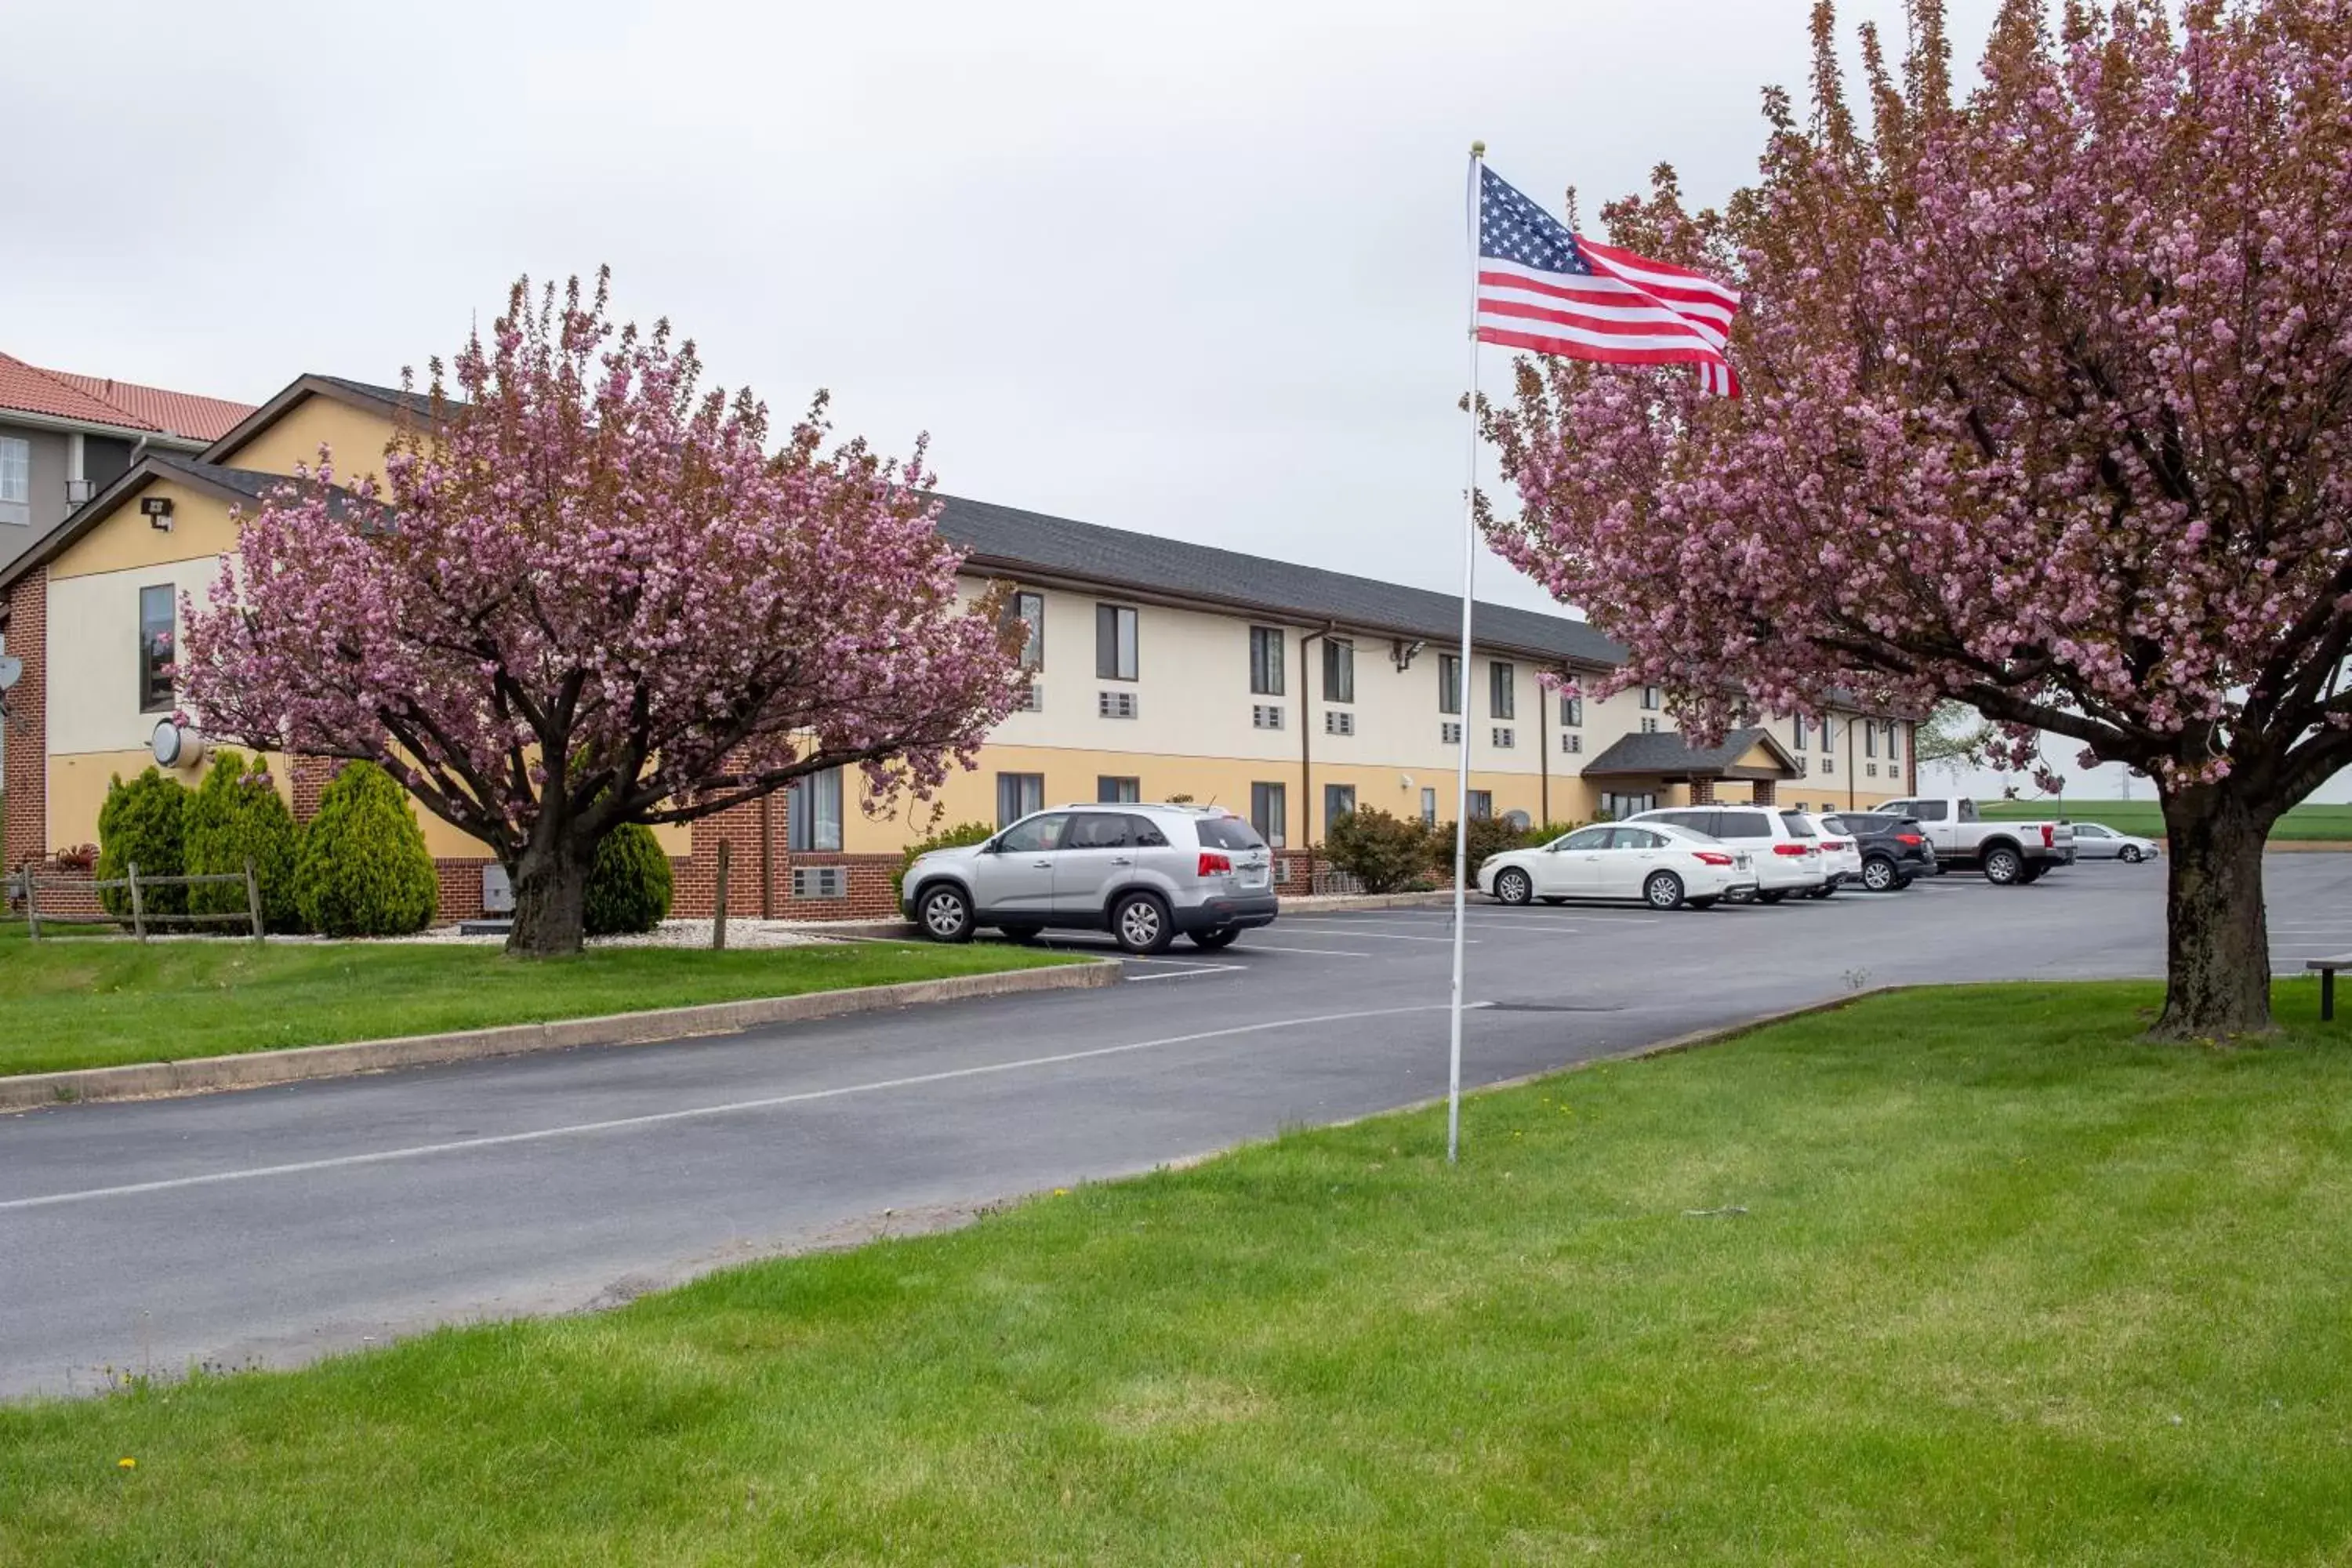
[1827,811,1940,891]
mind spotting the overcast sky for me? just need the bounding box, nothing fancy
[16,0,2315,804]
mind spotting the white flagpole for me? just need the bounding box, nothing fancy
[1446,140,1485,1165]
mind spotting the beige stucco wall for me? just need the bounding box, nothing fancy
[217,397,400,488]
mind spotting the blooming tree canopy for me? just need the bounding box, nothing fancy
[1483,0,2352,1034]
[184,271,1026,953]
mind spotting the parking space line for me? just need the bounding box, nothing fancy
[1270,923,1476,944]
[1123,963,1247,981]
[1231,943,1375,958]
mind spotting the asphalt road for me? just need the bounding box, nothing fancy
[5,855,2349,1399]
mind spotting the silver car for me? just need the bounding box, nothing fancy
[2067,822,2161,862]
[902,804,1279,954]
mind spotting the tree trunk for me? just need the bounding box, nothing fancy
[506,833,594,957]
[2153,782,2275,1038]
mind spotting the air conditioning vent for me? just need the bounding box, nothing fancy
[1252,703,1284,731]
[1440,721,1462,746]
[1018,682,1044,713]
[1822,756,1836,774]
[792,866,848,899]
[1098,690,1138,720]
[1562,732,1583,754]
[1866,762,1879,777]
[1324,710,1355,737]
[1492,727,1515,749]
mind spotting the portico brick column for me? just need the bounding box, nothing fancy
[2,570,48,873]
[1689,778,1716,805]
[1750,780,1777,805]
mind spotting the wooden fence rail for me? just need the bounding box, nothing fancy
[20,858,264,942]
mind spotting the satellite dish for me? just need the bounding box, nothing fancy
[0,655,20,690]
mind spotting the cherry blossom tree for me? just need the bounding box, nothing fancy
[184,272,1026,955]
[1483,0,2352,1036]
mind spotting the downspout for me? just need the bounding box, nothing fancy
[1298,622,1335,851]
[1540,666,1558,825]
[1845,716,1857,811]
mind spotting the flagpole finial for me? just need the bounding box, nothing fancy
[1470,140,1486,158]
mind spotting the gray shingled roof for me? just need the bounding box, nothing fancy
[931,493,1627,670]
[1581,726,1792,779]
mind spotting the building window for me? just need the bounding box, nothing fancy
[1099,690,1138,720]
[1323,637,1355,704]
[1325,710,1355,737]
[1440,720,1462,746]
[1439,653,1461,716]
[1560,694,1583,728]
[1490,661,1515,720]
[1492,727,1514,749]
[1005,590,1045,671]
[1563,732,1583,755]
[1250,781,1287,848]
[1323,783,1356,826]
[1864,721,1878,758]
[1250,626,1285,696]
[1791,717,1809,750]
[1095,604,1138,681]
[0,436,29,527]
[1098,775,1141,804]
[1824,716,1841,750]
[139,583,176,713]
[1640,685,1662,710]
[1885,721,1903,761]
[1420,786,1437,826]
[1467,789,1494,820]
[1639,717,1660,734]
[996,771,1046,828]
[1601,790,1657,819]
[786,767,844,851]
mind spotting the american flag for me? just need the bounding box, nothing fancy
[1475,165,1741,397]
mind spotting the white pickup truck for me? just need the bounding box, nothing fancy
[1875,796,2075,884]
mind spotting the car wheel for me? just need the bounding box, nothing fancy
[1983,846,2024,884]
[917,884,975,943]
[1111,892,1175,955]
[1494,867,1534,906]
[1756,889,1787,906]
[1189,928,1240,950]
[1861,856,1897,892]
[2120,845,2143,863]
[1643,871,1686,910]
[999,924,1042,944]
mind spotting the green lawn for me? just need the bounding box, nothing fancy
[4,983,2348,1566]
[1979,797,2352,841]
[0,924,1078,1078]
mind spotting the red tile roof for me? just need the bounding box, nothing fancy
[0,351,256,441]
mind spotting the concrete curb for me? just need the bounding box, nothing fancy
[788,889,1468,943]
[0,959,1121,1115]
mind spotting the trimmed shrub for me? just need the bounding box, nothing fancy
[183,752,307,933]
[96,768,189,921]
[583,824,674,936]
[898,820,997,890]
[1322,807,1436,894]
[295,761,437,937]
[1431,816,1526,877]
[1518,820,1585,849]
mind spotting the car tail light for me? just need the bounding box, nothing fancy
[1773,843,1809,856]
[1822,840,1849,851]
[1197,851,1232,877]
[1691,851,1734,866]
[2042,824,2056,847]
[1896,833,1924,846]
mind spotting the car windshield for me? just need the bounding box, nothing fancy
[1818,815,1849,834]
[1195,816,1267,851]
[1779,811,1816,837]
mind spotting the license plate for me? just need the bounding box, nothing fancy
[1240,866,1269,890]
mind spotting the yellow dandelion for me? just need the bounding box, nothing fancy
[118,1457,136,1469]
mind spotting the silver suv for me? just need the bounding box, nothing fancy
[902,804,1279,954]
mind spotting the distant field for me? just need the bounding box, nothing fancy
[1978,798,2352,842]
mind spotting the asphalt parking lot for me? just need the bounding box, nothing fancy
[4,855,2347,1398]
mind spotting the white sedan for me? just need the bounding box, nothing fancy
[2070,822,2161,862]
[1479,822,1759,911]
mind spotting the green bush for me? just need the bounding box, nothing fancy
[183,752,307,933]
[295,761,438,937]
[96,768,189,922]
[898,820,998,889]
[1518,820,1584,849]
[583,823,674,936]
[1322,807,1436,893]
[1429,816,1526,877]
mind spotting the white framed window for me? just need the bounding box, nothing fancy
[1094,604,1138,681]
[1466,789,1494,820]
[1438,654,1462,716]
[1324,710,1355,737]
[996,771,1046,827]
[1419,786,1437,826]
[787,767,844,852]
[0,436,29,526]
[1097,775,1141,804]
[1559,694,1583,728]
[1323,638,1355,704]
[1250,781,1287,847]
[1640,685,1662,710]
[1490,661,1515,720]
[1323,783,1356,824]
[1005,590,1045,671]
[140,583,177,713]
[1249,626,1285,696]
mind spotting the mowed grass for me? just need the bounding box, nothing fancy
[4,984,2349,1566]
[0,924,1078,1077]
[1979,797,2352,841]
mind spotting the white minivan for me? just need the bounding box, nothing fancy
[1626,805,1828,902]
